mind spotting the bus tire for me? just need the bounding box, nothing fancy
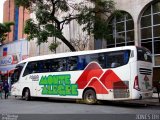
[83,89,97,105]
[24,89,31,101]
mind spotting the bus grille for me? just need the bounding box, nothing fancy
[113,81,129,98]
[139,68,152,75]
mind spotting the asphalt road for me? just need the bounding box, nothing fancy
[0,96,160,120]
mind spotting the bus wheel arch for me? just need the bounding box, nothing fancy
[22,87,31,101]
[83,87,97,104]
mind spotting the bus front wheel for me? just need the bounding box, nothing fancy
[83,89,97,105]
[24,89,31,101]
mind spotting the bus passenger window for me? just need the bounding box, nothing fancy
[58,64,65,71]
[111,61,120,68]
[98,53,105,68]
[106,50,130,68]
[67,56,78,71]
[77,56,86,70]
[123,51,130,64]
[54,58,67,72]
[23,62,38,76]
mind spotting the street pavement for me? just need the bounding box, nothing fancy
[0,94,160,120]
[0,95,160,114]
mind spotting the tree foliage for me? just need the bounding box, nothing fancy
[0,22,14,43]
[15,0,115,51]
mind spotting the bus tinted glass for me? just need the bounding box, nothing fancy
[106,50,130,68]
[23,50,130,76]
[137,47,152,62]
[11,63,25,83]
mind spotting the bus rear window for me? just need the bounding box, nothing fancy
[137,47,152,62]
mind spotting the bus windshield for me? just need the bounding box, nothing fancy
[11,63,25,84]
[137,47,152,63]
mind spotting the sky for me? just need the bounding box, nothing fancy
[0,0,6,23]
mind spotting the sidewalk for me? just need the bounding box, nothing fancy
[144,93,160,106]
[124,93,160,106]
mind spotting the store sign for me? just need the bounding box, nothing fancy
[0,55,18,66]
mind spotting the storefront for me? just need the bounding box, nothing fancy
[0,40,29,82]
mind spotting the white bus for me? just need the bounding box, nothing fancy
[11,46,153,104]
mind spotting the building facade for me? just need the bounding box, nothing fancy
[3,0,29,44]
[0,0,30,76]
[0,0,160,82]
[95,0,160,81]
[29,0,160,82]
[0,40,29,73]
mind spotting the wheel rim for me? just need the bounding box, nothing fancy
[86,93,94,103]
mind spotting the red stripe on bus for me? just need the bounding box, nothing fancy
[88,78,108,94]
[76,62,103,89]
[100,70,128,89]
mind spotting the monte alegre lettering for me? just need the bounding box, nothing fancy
[39,74,78,96]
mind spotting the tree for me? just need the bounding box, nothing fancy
[0,22,14,43]
[15,0,115,52]
[70,34,90,51]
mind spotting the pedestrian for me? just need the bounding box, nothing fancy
[0,84,3,99]
[3,79,9,99]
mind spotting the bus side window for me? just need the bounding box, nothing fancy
[56,58,67,72]
[67,56,78,71]
[42,60,51,72]
[33,62,39,73]
[23,64,30,76]
[23,62,38,76]
[106,53,113,68]
[47,59,55,72]
[77,56,86,70]
[51,60,59,72]
[38,61,43,73]
[106,52,123,68]
[123,50,130,64]
[111,61,119,68]
[106,50,131,68]
[98,53,105,68]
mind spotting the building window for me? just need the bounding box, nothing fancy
[107,11,134,48]
[140,1,160,66]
